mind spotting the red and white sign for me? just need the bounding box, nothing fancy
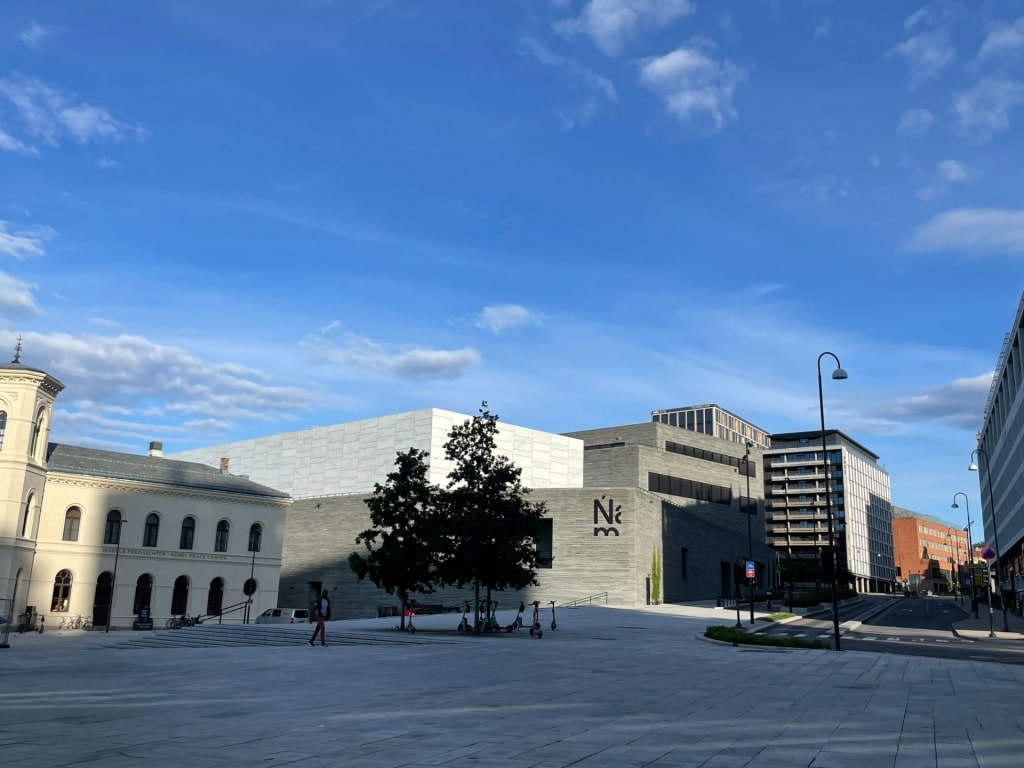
[980,546,996,561]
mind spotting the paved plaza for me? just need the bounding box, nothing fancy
[3,603,1024,767]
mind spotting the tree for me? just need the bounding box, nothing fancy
[436,402,547,635]
[348,447,439,631]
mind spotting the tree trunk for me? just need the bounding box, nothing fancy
[473,580,481,636]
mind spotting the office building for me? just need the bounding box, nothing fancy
[891,506,970,595]
[651,404,771,448]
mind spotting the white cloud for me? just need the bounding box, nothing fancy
[870,374,992,430]
[907,208,1024,254]
[813,18,832,40]
[0,330,315,423]
[896,108,934,136]
[638,47,746,133]
[19,21,57,50]
[0,271,39,315]
[0,75,144,152]
[868,154,881,168]
[951,76,1024,141]
[0,127,37,154]
[475,304,542,334]
[96,156,119,169]
[915,159,977,201]
[304,327,480,379]
[0,220,53,259]
[978,17,1024,61]
[555,0,696,56]
[886,30,955,88]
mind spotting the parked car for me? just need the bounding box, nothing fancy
[255,608,311,624]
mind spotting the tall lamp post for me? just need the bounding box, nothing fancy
[246,525,261,625]
[106,517,124,634]
[969,447,1010,634]
[817,351,847,651]
[945,527,963,604]
[952,493,977,618]
[742,441,756,625]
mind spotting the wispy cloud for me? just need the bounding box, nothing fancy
[638,46,746,134]
[19,21,58,51]
[555,0,696,56]
[0,271,39,315]
[886,29,955,88]
[475,304,542,334]
[0,75,145,153]
[977,17,1024,62]
[915,159,978,201]
[0,127,37,155]
[0,219,53,259]
[813,18,832,40]
[869,374,992,430]
[517,36,617,129]
[951,76,1024,142]
[96,156,119,169]
[896,107,934,136]
[907,208,1024,254]
[304,324,480,379]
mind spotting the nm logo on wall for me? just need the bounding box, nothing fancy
[594,496,622,536]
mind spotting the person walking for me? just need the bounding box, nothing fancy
[309,589,330,647]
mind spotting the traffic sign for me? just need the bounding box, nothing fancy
[980,546,996,561]
[745,560,755,578]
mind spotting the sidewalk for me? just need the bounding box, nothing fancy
[951,601,1024,640]
[2,603,1023,768]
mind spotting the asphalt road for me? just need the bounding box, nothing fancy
[756,595,1024,665]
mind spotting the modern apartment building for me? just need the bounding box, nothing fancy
[765,430,894,594]
[891,507,970,595]
[651,404,771,448]
[975,290,1024,607]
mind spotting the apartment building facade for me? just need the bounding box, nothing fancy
[975,290,1024,608]
[891,506,970,595]
[765,430,894,594]
[651,404,772,449]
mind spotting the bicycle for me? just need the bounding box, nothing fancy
[81,615,93,631]
[166,615,183,629]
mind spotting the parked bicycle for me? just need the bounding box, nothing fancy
[166,614,198,629]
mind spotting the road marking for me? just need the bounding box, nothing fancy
[935,639,950,643]
[885,637,900,642]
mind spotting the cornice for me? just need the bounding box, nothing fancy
[45,472,291,508]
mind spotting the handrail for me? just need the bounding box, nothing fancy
[207,601,249,625]
[558,592,608,608]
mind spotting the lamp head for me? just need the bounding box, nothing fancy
[968,463,979,472]
[951,502,959,509]
[831,367,848,380]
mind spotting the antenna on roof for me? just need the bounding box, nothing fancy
[12,334,22,363]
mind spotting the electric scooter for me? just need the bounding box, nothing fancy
[505,602,525,632]
[457,601,471,632]
[549,600,557,631]
[528,601,543,638]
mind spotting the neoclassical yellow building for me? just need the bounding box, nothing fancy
[0,353,290,630]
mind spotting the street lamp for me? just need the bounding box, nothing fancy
[739,442,757,625]
[246,524,262,625]
[106,516,124,634]
[817,351,847,652]
[969,447,1010,634]
[945,526,963,604]
[952,493,978,618]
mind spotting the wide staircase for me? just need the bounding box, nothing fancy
[107,623,461,650]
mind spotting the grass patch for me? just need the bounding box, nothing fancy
[758,612,797,622]
[705,624,829,650]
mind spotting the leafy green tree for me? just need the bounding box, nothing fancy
[348,447,439,631]
[437,402,547,635]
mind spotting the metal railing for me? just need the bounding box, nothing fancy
[558,592,609,608]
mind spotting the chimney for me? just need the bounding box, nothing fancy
[148,441,164,458]
[219,457,230,473]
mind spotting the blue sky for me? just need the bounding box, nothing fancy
[2,0,1024,535]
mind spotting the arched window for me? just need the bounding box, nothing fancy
[20,493,34,537]
[143,513,160,548]
[0,410,7,451]
[29,405,45,460]
[207,577,224,615]
[214,520,230,552]
[104,510,122,545]
[51,569,72,612]
[248,523,262,553]
[170,575,190,615]
[133,574,153,614]
[179,517,195,550]
[62,507,82,542]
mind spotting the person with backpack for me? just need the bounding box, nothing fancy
[308,589,330,647]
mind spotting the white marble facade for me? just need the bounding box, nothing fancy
[171,408,585,499]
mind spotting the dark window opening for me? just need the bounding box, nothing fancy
[62,507,81,542]
[535,519,553,569]
[180,517,195,550]
[104,510,122,545]
[143,513,160,548]
[215,520,230,552]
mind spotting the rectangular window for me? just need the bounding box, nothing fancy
[535,519,553,569]
[680,547,688,579]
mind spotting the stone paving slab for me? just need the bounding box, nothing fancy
[2,603,1023,767]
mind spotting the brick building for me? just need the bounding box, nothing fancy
[892,506,970,595]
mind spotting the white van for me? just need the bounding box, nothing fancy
[255,608,311,624]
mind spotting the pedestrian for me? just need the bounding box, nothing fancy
[309,589,330,647]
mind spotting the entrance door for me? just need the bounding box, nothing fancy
[93,571,113,626]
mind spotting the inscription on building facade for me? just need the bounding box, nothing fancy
[594,496,622,536]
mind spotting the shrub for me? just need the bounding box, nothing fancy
[705,624,829,650]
